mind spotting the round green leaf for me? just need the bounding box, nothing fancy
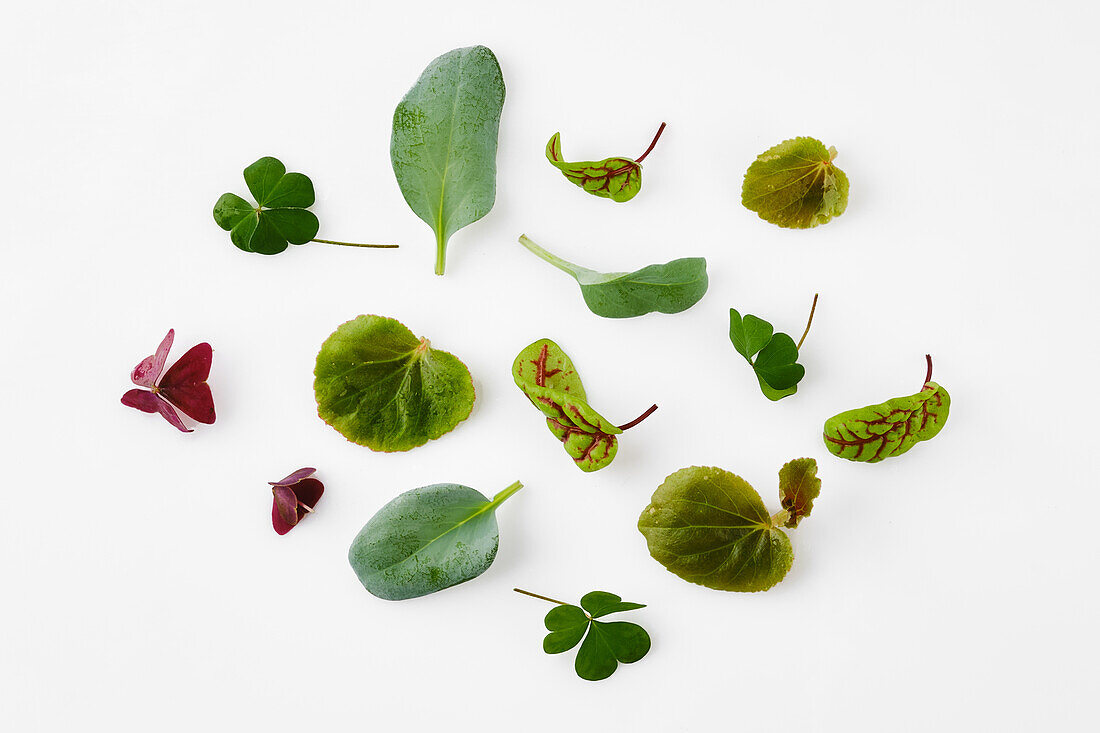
[575,620,651,681]
[638,466,793,592]
[314,315,474,452]
[741,137,849,229]
[753,333,804,390]
[543,605,589,654]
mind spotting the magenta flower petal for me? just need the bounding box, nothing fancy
[272,486,300,535]
[121,389,191,432]
[131,329,174,387]
[270,467,317,487]
[269,469,324,535]
[158,343,216,424]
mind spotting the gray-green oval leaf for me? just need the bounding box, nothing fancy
[518,235,708,318]
[349,481,522,601]
[638,466,793,592]
[391,45,505,275]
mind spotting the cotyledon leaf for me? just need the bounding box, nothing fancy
[778,458,820,528]
[637,466,797,592]
[823,355,950,462]
[545,123,666,203]
[349,481,522,600]
[314,315,475,452]
[390,45,506,275]
[518,235,708,318]
[512,339,657,472]
[741,137,849,228]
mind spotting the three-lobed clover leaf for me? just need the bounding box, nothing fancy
[516,589,651,681]
[741,137,849,228]
[512,339,657,472]
[729,294,818,401]
[823,355,951,462]
[546,123,666,203]
[213,157,320,255]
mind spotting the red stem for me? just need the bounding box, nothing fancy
[924,354,933,385]
[634,122,667,163]
[618,404,658,431]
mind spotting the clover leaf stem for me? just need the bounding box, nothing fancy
[634,122,667,164]
[618,404,658,431]
[514,588,569,606]
[312,238,399,249]
[796,293,820,351]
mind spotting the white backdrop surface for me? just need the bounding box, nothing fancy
[1,1,1096,730]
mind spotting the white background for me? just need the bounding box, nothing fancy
[2,1,1097,730]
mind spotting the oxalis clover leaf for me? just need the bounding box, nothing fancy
[729,294,818,401]
[514,588,651,681]
[213,156,398,255]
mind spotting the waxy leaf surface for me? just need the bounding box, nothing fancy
[741,137,849,228]
[541,591,650,681]
[638,466,793,592]
[349,481,522,600]
[518,235,708,318]
[545,132,642,203]
[824,382,951,462]
[729,309,805,401]
[314,315,474,452]
[391,45,505,275]
[778,458,820,528]
[213,157,320,254]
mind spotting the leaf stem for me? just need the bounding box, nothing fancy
[311,238,399,249]
[513,588,570,606]
[618,404,658,431]
[924,354,933,385]
[634,122,667,164]
[490,481,524,508]
[517,235,585,278]
[796,293,820,351]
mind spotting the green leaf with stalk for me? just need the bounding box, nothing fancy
[213,156,398,255]
[546,123,666,202]
[729,294,819,401]
[514,588,651,681]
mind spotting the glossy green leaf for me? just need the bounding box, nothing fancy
[637,466,794,592]
[778,458,820,528]
[545,124,665,203]
[391,45,505,275]
[314,315,474,452]
[212,156,319,255]
[517,235,708,318]
[824,358,951,462]
[729,308,807,401]
[741,137,849,228]
[527,590,650,681]
[512,339,656,472]
[348,481,522,600]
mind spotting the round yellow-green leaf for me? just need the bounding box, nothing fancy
[741,137,849,229]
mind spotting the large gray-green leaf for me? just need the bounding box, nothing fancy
[637,466,793,592]
[348,481,522,601]
[391,45,506,275]
[518,235,708,318]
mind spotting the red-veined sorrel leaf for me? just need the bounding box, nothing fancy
[545,123,666,203]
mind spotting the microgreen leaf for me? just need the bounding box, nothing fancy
[515,588,651,681]
[213,156,396,255]
[391,45,505,275]
[512,339,656,472]
[314,315,475,452]
[638,463,821,592]
[269,467,324,535]
[729,295,817,401]
[349,481,522,600]
[121,329,215,432]
[517,235,708,318]
[823,355,951,462]
[741,137,849,228]
[545,123,666,203]
[778,458,820,528]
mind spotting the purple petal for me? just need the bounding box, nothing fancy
[131,329,174,387]
[121,389,191,432]
[269,467,317,487]
[291,478,324,512]
[158,343,215,424]
[272,486,300,535]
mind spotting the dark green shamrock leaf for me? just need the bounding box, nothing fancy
[729,294,818,401]
[545,123,666,203]
[213,156,397,255]
[741,137,849,228]
[515,589,651,681]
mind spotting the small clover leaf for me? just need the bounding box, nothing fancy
[516,589,651,681]
[213,156,397,255]
[729,294,818,401]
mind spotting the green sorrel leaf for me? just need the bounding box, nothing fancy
[823,356,950,462]
[638,466,798,592]
[314,315,474,452]
[521,589,650,681]
[741,137,849,228]
[545,123,665,203]
[349,481,522,600]
[512,339,656,472]
[213,156,319,254]
[517,235,708,318]
[729,297,818,401]
[778,457,820,528]
[391,45,505,275]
